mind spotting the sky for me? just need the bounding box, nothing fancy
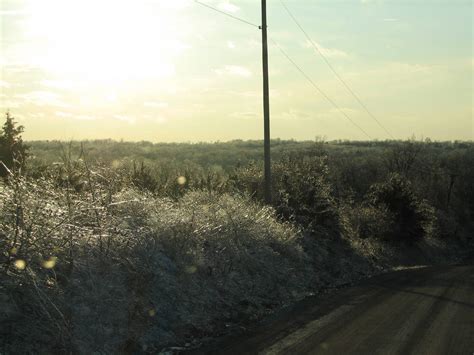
[0,0,472,142]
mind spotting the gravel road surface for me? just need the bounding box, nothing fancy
[196,265,474,355]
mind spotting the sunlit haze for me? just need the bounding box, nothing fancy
[1,0,472,141]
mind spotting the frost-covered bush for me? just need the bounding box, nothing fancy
[367,173,436,242]
[229,155,339,234]
[345,204,394,240]
[0,171,309,353]
[272,155,339,233]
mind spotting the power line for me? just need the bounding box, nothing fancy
[193,0,260,29]
[270,38,372,140]
[279,0,394,140]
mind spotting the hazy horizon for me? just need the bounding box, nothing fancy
[22,137,474,144]
[1,0,472,142]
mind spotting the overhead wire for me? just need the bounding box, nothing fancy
[279,0,394,139]
[270,38,372,140]
[193,0,260,29]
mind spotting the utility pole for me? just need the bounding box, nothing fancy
[261,0,271,204]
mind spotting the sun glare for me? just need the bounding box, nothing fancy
[23,0,190,85]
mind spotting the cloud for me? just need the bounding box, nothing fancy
[347,62,440,82]
[217,1,240,13]
[41,80,76,90]
[227,41,236,49]
[112,114,135,124]
[383,62,439,75]
[215,65,252,78]
[16,91,69,108]
[328,107,360,116]
[303,40,349,58]
[229,111,258,120]
[383,18,398,22]
[144,101,169,109]
[144,114,168,124]
[29,112,46,119]
[0,80,11,88]
[55,111,95,120]
[1,65,37,74]
[0,100,21,109]
[276,109,311,121]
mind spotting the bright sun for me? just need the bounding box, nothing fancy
[24,0,189,85]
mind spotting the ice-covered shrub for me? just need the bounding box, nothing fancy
[272,155,339,233]
[367,173,436,242]
[0,172,309,353]
[345,204,394,240]
[229,155,339,234]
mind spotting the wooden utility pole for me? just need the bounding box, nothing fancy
[261,0,271,204]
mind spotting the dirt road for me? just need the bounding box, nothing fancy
[197,265,474,355]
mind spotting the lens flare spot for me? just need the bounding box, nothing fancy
[42,256,57,269]
[45,278,56,287]
[10,247,18,255]
[14,259,26,270]
[148,309,156,317]
[111,160,122,169]
[177,176,186,185]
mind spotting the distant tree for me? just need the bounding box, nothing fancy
[384,140,423,177]
[0,112,29,176]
